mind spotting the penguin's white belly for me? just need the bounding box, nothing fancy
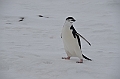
[62,28,81,57]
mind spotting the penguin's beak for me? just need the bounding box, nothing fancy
[71,19,76,22]
[70,19,76,23]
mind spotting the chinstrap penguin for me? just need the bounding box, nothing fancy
[61,16,92,63]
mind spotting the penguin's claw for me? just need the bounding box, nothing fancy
[76,59,83,63]
[76,61,83,63]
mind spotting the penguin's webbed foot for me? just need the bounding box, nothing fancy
[62,57,70,60]
[76,59,83,63]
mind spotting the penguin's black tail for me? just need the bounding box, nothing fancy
[82,54,92,61]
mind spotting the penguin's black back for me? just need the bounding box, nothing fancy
[70,25,81,49]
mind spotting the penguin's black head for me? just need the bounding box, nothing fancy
[66,17,76,23]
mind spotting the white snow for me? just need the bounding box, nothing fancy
[0,0,120,79]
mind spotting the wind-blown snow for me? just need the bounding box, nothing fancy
[0,0,120,79]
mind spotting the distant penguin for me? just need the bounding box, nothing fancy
[19,17,24,22]
[61,16,92,63]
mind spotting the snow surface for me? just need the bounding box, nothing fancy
[0,0,120,79]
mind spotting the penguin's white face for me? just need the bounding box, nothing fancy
[66,17,76,23]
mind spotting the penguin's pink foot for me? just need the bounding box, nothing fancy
[62,57,70,60]
[76,59,83,63]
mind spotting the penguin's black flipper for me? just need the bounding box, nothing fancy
[82,54,92,61]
